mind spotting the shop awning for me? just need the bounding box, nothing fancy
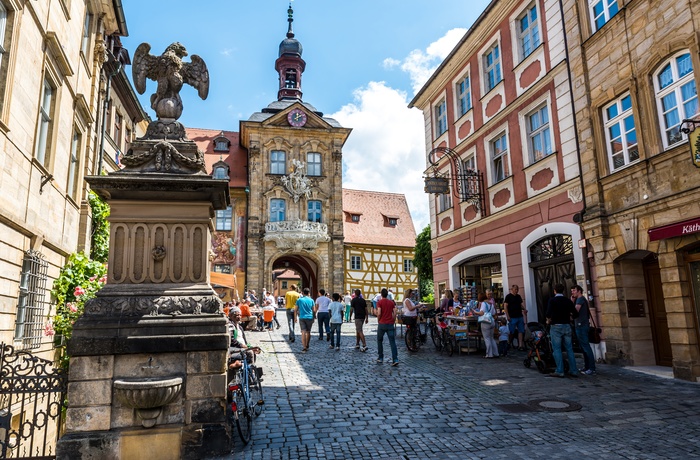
[210,272,237,289]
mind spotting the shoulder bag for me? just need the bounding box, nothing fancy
[478,302,493,324]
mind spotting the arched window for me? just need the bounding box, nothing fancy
[285,69,297,88]
[654,51,698,148]
[213,166,228,179]
[529,234,573,262]
[270,199,286,222]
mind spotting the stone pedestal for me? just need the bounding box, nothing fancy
[57,138,231,459]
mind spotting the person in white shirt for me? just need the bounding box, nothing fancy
[262,289,280,329]
[343,291,353,322]
[387,289,395,301]
[328,293,345,350]
[315,289,332,341]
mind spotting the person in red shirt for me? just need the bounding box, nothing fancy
[375,288,399,366]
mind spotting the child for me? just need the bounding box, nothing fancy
[328,293,345,350]
[498,318,510,357]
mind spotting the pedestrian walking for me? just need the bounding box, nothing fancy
[503,285,527,350]
[546,283,579,378]
[375,288,398,366]
[572,285,597,375]
[315,289,331,341]
[343,291,352,322]
[351,289,368,351]
[285,284,300,342]
[473,292,498,358]
[328,293,344,350]
[296,287,315,353]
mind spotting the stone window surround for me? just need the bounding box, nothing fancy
[485,126,511,186]
[519,94,554,166]
[602,92,639,173]
[435,97,448,137]
[269,198,286,223]
[513,1,541,64]
[652,50,697,150]
[588,0,620,33]
[454,69,472,119]
[66,126,82,201]
[270,149,286,174]
[482,41,503,94]
[215,206,233,231]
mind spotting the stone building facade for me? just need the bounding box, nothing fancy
[239,9,350,296]
[0,0,140,352]
[410,0,586,322]
[563,0,700,380]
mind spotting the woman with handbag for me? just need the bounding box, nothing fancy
[473,292,498,358]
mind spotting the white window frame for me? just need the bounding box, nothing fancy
[216,206,233,231]
[270,150,286,174]
[526,103,553,164]
[435,98,447,137]
[81,11,93,57]
[438,190,452,213]
[456,74,472,117]
[35,79,54,166]
[306,152,321,176]
[213,165,228,179]
[603,93,639,172]
[0,3,7,69]
[350,255,362,271]
[517,2,540,61]
[589,0,619,32]
[483,43,502,92]
[114,111,122,152]
[490,132,510,184]
[67,128,81,200]
[307,200,322,223]
[270,198,286,222]
[214,140,229,151]
[403,259,414,273]
[460,153,478,199]
[654,51,698,149]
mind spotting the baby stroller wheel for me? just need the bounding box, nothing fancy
[536,360,547,374]
[523,358,531,368]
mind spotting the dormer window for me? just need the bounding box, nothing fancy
[213,135,230,152]
[351,215,360,222]
[211,160,230,180]
[388,218,397,226]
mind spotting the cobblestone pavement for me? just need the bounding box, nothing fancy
[211,314,700,459]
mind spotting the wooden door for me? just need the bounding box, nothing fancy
[643,255,673,367]
[531,259,576,323]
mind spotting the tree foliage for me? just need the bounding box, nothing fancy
[89,191,110,263]
[414,225,434,303]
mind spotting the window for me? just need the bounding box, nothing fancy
[491,133,510,183]
[461,154,479,199]
[438,192,452,213]
[590,0,619,32]
[351,214,360,222]
[270,199,286,222]
[456,75,472,117]
[14,250,49,350]
[404,259,414,273]
[35,79,54,166]
[114,112,122,151]
[214,139,229,151]
[308,200,322,223]
[484,43,502,92]
[655,52,698,148]
[282,281,288,289]
[435,99,447,136]
[67,129,81,199]
[125,127,132,154]
[0,3,7,69]
[527,104,552,163]
[518,3,540,60]
[215,206,233,231]
[351,256,362,271]
[388,218,397,226]
[81,12,93,56]
[270,150,286,174]
[604,94,638,171]
[213,166,228,179]
[307,152,321,176]
[285,69,297,88]
[214,264,232,274]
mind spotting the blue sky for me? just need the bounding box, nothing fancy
[120,0,492,232]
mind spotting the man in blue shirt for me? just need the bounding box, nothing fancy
[295,288,315,353]
[546,283,579,378]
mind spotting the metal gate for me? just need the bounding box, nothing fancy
[0,343,67,459]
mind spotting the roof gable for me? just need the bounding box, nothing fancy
[342,189,416,247]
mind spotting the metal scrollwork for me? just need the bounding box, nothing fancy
[425,146,485,213]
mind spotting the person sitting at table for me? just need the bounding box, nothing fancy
[239,299,258,331]
[262,301,276,331]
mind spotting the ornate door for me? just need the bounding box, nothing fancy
[529,235,576,323]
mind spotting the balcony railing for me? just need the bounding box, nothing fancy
[263,220,330,251]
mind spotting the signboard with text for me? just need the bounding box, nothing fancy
[690,127,700,168]
[648,217,700,241]
[424,177,449,194]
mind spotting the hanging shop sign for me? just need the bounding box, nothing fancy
[690,127,700,168]
[424,177,449,194]
[648,217,700,241]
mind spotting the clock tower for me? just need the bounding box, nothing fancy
[240,5,351,298]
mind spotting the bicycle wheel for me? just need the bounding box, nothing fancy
[405,327,418,352]
[443,331,454,356]
[234,389,252,444]
[430,324,443,351]
[249,368,264,417]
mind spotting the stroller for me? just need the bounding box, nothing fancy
[523,322,570,374]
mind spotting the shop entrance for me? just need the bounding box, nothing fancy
[643,254,672,366]
[528,234,576,322]
[457,254,503,306]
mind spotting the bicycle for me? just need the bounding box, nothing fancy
[404,310,430,352]
[425,309,455,356]
[227,348,264,445]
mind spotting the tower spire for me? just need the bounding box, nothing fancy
[287,2,294,38]
[276,2,305,100]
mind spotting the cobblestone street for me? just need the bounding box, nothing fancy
[218,314,700,459]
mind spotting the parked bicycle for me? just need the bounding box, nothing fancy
[403,308,430,352]
[425,309,454,355]
[227,348,264,445]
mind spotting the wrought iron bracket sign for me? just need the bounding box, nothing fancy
[681,118,700,168]
[423,146,485,212]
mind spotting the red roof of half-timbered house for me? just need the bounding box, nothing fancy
[342,189,416,248]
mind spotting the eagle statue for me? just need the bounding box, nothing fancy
[132,42,209,121]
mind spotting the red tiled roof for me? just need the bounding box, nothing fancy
[185,127,248,188]
[275,269,300,279]
[342,189,416,247]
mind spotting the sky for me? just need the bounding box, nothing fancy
[119,0,493,233]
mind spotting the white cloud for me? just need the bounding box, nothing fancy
[382,57,400,69]
[220,48,233,57]
[399,28,466,94]
[330,82,429,234]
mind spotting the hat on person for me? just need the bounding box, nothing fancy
[230,306,242,315]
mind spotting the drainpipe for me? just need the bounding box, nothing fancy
[97,60,122,175]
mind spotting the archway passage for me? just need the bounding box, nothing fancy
[272,254,318,296]
[529,234,576,322]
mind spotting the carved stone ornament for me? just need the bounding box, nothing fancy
[264,220,330,251]
[120,139,206,174]
[83,295,221,317]
[280,159,312,203]
[567,185,583,204]
[152,246,166,261]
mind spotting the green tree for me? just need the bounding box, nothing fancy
[89,191,110,263]
[414,225,434,303]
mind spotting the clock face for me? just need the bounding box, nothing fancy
[287,108,307,127]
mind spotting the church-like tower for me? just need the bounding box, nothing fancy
[276,4,306,100]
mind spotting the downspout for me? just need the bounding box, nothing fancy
[97,61,122,174]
